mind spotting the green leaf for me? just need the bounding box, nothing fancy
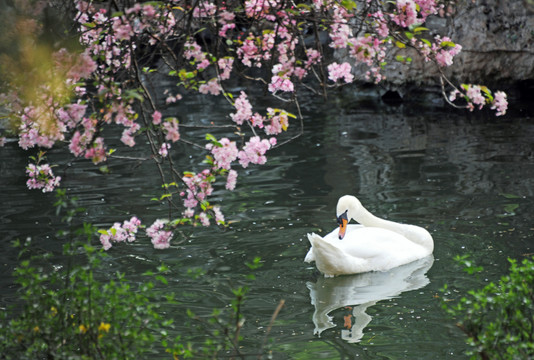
[500,193,521,199]
[441,40,456,47]
[395,41,406,49]
[341,0,357,11]
[155,275,168,285]
[413,27,429,33]
[160,194,172,200]
[503,204,519,213]
[421,38,432,47]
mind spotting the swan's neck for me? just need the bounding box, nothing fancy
[353,205,434,252]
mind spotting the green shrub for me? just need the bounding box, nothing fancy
[442,256,534,359]
[0,223,174,358]
[0,191,279,359]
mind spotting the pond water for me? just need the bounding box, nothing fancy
[1,89,534,359]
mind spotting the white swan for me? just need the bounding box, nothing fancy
[305,195,433,277]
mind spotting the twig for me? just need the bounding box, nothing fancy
[258,299,285,359]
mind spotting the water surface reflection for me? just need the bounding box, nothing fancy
[308,256,434,343]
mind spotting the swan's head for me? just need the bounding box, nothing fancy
[336,195,362,240]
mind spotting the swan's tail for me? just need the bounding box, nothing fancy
[306,233,366,276]
[304,233,317,263]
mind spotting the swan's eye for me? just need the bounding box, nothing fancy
[337,210,348,225]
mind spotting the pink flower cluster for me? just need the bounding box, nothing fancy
[159,143,171,158]
[226,169,238,190]
[26,163,61,193]
[491,91,508,116]
[199,78,222,96]
[327,62,354,83]
[391,0,418,28]
[181,170,214,210]
[206,138,239,170]
[433,36,462,67]
[391,0,439,28]
[448,86,508,116]
[184,40,210,70]
[147,220,173,249]
[99,216,141,250]
[163,118,180,142]
[265,108,288,135]
[218,57,234,80]
[238,136,275,168]
[230,91,253,125]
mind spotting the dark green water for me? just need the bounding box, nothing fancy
[1,90,533,359]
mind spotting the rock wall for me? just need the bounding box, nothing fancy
[357,0,534,97]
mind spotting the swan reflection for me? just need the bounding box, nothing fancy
[307,256,434,343]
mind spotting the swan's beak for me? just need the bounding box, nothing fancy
[337,211,348,240]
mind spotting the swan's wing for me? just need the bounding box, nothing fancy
[304,225,365,264]
[334,227,424,260]
[304,246,315,263]
[322,224,365,241]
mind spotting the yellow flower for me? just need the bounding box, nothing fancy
[50,306,57,317]
[32,326,39,333]
[79,324,88,334]
[98,322,110,333]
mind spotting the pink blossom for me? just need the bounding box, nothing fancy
[219,23,236,38]
[415,0,439,18]
[183,208,195,218]
[265,108,289,135]
[68,50,97,81]
[226,169,238,190]
[163,118,180,142]
[197,59,210,70]
[112,18,133,41]
[84,137,107,164]
[152,111,162,125]
[305,49,322,68]
[213,206,225,224]
[142,4,157,18]
[121,123,140,147]
[491,91,508,116]
[327,62,354,83]
[268,75,294,93]
[159,143,171,157]
[199,78,222,96]
[391,0,418,28]
[433,37,462,67]
[26,163,61,193]
[238,136,272,168]
[99,216,141,250]
[237,36,261,67]
[466,85,486,110]
[219,11,235,22]
[251,113,265,128]
[184,40,206,63]
[350,36,384,66]
[192,0,217,17]
[147,220,173,249]
[230,91,253,125]
[67,102,88,124]
[181,170,215,209]
[198,212,210,226]
[206,137,238,170]
[69,131,84,156]
[218,57,234,80]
